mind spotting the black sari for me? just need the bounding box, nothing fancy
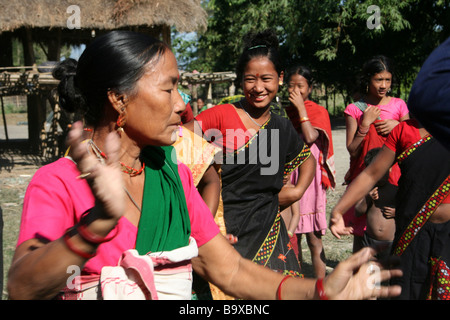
[221,113,310,276]
[392,135,450,299]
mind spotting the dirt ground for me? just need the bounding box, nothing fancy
[0,114,353,298]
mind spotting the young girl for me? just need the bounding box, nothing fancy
[283,64,336,278]
[336,55,409,252]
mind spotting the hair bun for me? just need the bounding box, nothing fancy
[52,58,77,80]
[52,58,86,114]
[243,29,279,50]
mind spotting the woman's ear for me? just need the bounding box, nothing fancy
[107,91,129,134]
[107,90,128,114]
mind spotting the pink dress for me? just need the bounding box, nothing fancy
[290,142,327,235]
[17,157,220,275]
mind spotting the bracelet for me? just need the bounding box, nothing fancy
[357,125,369,135]
[78,208,120,244]
[77,224,116,244]
[315,278,329,300]
[300,117,310,123]
[356,131,367,137]
[287,231,294,238]
[276,275,292,300]
[63,229,96,259]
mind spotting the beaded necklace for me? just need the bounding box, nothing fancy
[88,139,143,212]
[88,139,145,176]
[120,161,145,176]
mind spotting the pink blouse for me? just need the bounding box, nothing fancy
[344,97,409,125]
[17,157,219,275]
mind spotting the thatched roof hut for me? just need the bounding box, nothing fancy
[0,0,207,33]
[0,0,207,64]
[0,0,207,153]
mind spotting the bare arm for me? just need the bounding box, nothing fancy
[330,146,396,239]
[346,106,381,157]
[289,92,319,144]
[192,234,402,300]
[8,122,123,299]
[287,201,301,236]
[278,155,316,210]
[197,165,221,216]
[8,218,108,300]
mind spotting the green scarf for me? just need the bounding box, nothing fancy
[135,146,191,254]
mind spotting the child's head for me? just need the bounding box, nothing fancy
[359,55,394,99]
[284,64,313,101]
[364,147,389,186]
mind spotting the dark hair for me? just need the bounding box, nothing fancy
[52,31,169,126]
[236,29,283,82]
[364,147,382,167]
[284,64,313,87]
[358,55,395,94]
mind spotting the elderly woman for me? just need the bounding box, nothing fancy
[8,31,401,300]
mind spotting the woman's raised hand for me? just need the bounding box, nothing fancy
[288,90,306,111]
[67,122,125,222]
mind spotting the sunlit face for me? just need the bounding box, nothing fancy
[242,57,281,108]
[368,70,392,99]
[125,50,185,146]
[287,74,312,101]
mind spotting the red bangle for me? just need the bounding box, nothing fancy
[63,231,96,259]
[277,275,292,300]
[77,223,118,244]
[316,278,329,300]
[77,208,119,244]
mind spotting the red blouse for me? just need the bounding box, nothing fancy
[385,119,450,204]
[195,104,258,154]
[384,119,422,155]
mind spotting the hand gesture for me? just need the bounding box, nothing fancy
[361,105,381,127]
[288,90,306,112]
[323,247,402,300]
[374,119,399,136]
[67,122,125,223]
[381,206,396,219]
[330,213,354,239]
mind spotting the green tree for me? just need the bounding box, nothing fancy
[179,0,449,111]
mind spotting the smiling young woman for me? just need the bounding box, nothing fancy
[187,29,316,278]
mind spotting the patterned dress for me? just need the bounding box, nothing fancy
[385,120,450,300]
[196,102,311,276]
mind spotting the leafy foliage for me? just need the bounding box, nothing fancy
[175,0,450,112]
